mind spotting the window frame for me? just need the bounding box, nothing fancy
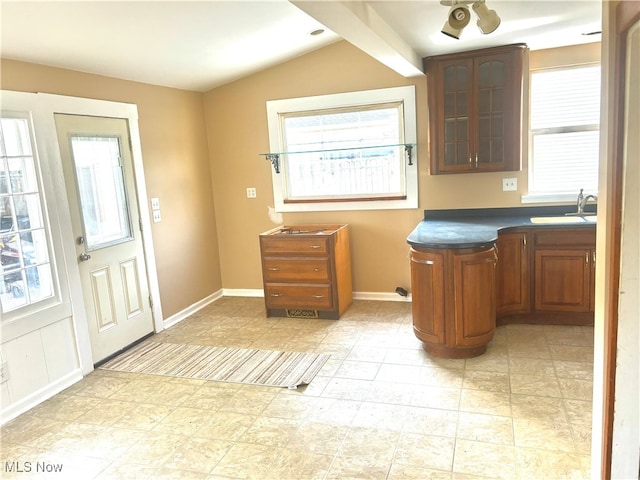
[0,110,63,320]
[266,86,417,212]
[523,62,601,203]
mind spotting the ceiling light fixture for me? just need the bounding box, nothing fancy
[440,0,501,39]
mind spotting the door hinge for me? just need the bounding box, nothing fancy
[148,295,153,308]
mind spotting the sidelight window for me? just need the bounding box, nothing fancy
[0,115,54,313]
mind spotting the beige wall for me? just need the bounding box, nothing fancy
[0,59,222,318]
[0,39,603,307]
[203,40,601,295]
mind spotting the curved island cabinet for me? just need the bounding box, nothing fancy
[410,244,497,358]
[407,206,597,358]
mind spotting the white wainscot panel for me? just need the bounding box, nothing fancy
[41,317,80,383]
[2,330,49,401]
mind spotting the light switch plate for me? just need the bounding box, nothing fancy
[152,210,162,223]
[502,178,517,191]
[246,187,257,198]
[151,197,160,210]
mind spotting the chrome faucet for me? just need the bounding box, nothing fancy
[577,188,597,214]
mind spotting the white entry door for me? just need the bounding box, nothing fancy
[55,114,154,363]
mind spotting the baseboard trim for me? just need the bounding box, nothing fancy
[1,369,83,426]
[163,289,224,330]
[222,288,264,298]
[223,288,412,302]
[353,291,412,302]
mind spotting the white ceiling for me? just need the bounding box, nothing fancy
[0,1,602,92]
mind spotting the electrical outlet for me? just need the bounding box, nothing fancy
[0,362,9,384]
[150,197,160,210]
[246,187,257,198]
[152,210,162,223]
[502,177,517,191]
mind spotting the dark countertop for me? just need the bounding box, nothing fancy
[407,205,597,249]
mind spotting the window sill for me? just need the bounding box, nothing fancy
[274,196,417,213]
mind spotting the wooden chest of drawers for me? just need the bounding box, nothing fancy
[259,224,352,319]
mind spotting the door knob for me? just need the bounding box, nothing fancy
[77,236,85,245]
[79,252,91,262]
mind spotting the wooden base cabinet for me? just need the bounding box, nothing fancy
[496,231,531,316]
[533,228,596,314]
[496,226,596,325]
[410,245,497,358]
[260,224,352,319]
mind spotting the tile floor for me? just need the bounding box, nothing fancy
[1,297,594,479]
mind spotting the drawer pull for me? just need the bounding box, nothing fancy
[311,295,325,298]
[313,268,320,272]
[309,245,322,249]
[270,293,283,297]
[268,267,280,271]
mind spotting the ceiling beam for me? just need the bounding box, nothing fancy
[290,0,424,78]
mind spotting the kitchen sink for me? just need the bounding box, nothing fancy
[530,216,596,224]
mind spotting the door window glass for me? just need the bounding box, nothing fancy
[69,136,132,250]
[1,116,54,313]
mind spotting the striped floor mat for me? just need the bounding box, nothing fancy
[99,341,330,388]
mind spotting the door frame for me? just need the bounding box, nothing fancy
[35,93,163,373]
[600,2,640,478]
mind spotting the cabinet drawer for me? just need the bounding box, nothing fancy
[263,258,330,282]
[534,228,596,248]
[264,284,333,309]
[261,237,329,256]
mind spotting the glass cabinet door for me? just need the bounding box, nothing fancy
[442,60,472,168]
[426,44,525,175]
[476,58,506,167]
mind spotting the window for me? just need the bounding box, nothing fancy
[70,135,133,250]
[266,86,417,212]
[0,114,55,313]
[528,65,600,198]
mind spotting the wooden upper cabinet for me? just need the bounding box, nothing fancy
[425,44,527,174]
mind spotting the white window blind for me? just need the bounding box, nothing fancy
[529,65,600,195]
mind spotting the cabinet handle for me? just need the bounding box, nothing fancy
[522,235,527,248]
[312,268,320,272]
[309,245,321,249]
[585,253,590,265]
[469,156,473,167]
[268,267,280,271]
[311,295,325,298]
[592,251,596,264]
[270,293,283,297]
[475,153,478,168]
